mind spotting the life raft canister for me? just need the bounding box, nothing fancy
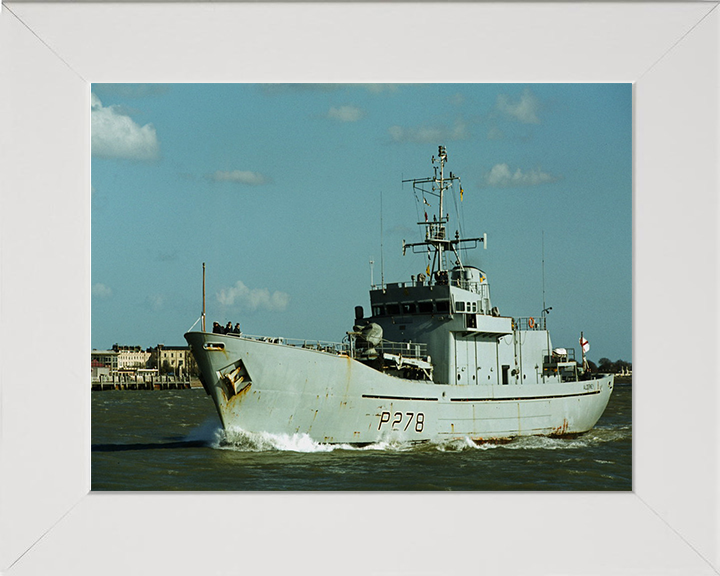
[528,317,535,329]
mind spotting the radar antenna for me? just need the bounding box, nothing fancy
[402,146,486,284]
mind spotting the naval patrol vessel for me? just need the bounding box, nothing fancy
[185,146,613,444]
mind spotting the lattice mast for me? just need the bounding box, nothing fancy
[402,146,485,283]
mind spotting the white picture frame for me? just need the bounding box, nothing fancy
[1,2,718,574]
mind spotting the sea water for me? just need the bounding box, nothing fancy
[91,384,631,491]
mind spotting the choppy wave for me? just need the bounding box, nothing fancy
[217,428,339,452]
[200,423,630,454]
[182,417,224,445]
[212,427,416,453]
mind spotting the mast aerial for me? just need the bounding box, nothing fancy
[202,262,206,332]
[402,146,486,283]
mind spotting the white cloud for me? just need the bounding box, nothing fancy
[388,120,469,143]
[484,164,559,188]
[210,170,269,185]
[327,105,363,122]
[91,93,160,160]
[495,88,541,124]
[217,281,290,312]
[92,283,112,298]
[147,295,165,311]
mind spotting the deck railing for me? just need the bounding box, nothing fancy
[230,332,428,360]
[514,316,547,331]
[376,340,427,359]
[232,333,350,354]
[450,278,491,297]
[543,347,577,363]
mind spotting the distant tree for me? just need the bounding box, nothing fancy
[596,358,632,374]
[615,359,632,373]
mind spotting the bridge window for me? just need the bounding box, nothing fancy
[455,301,466,313]
[372,305,384,317]
[386,304,401,315]
[402,303,416,314]
[418,301,433,314]
[436,300,450,313]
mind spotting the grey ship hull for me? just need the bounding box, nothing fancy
[186,331,614,444]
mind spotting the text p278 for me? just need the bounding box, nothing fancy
[378,411,425,432]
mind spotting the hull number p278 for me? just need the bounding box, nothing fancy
[378,411,425,432]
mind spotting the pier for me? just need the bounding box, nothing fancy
[92,375,202,391]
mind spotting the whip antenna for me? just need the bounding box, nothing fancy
[202,262,206,332]
[542,231,546,315]
[380,189,385,288]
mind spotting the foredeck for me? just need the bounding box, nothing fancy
[217,332,428,361]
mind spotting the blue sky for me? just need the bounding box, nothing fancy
[91,83,632,363]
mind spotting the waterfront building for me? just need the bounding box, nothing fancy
[91,344,197,383]
[154,344,196,377]
[111,344,152,370]
[90,350,118,380]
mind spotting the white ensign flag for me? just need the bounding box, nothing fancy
[580,337,590,353]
